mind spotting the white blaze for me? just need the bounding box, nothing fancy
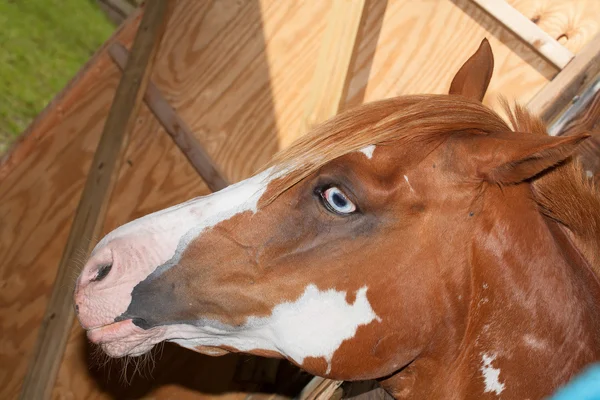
[93,167,278,265]
[481,353,505,395]
[359,145,376,159]
[171,284,382,373]
[84,167,281,321]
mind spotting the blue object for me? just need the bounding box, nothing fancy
[549,364,600,400]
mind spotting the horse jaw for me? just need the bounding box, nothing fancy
[85,283,381,375]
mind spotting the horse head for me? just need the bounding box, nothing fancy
[74,40,598,397]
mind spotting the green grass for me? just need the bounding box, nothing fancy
[0,0,115,154]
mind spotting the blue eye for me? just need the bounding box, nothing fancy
[322,187,356,214]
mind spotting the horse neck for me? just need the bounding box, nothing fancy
[454,183,600,397]
[469,183,600,321]
[381,183,600,400]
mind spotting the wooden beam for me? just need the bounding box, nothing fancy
[547,76,600,180]
[528,33,600,123]
[299,376,344,400]
[96,0,137,25]
[471,0,573,70]
[19,2,172,399]
[108,42,229,191]
[548,76,600,136]
[298,0,368,138]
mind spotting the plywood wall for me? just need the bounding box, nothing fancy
[1,0,599,399]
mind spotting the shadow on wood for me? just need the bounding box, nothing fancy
[78,333,312,399]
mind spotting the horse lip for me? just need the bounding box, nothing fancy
[86,319,135,344]
[80,318,125,331]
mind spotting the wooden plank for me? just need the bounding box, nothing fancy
[506,0,600,55]
[299,377,343,400]
[18,2,172,399]
[528,33,600,123]
[549,76,600,179]
[298,0,368,137]
[96,0,137,25]
[548,76,600,136]
[471,0,574,69]
[108,42,229,191]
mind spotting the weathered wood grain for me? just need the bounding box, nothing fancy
[550,77,600,179]
[351,0,554,111]
[108,42,229,191]
[2,1,600,399]
[507,0,600,54]
[299,0,367,137]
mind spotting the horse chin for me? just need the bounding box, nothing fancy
[192,345,231,357]
[86,318,166,358]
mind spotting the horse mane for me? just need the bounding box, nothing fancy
[503,101,600,274]
[267,95,510,193]
[265,95,600,274]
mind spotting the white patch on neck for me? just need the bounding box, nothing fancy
[358,145,376,159]
[481,353,505,395]
[170,284,381,374]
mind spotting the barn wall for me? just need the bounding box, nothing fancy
[1,0,599,399]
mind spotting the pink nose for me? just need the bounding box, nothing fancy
[82,263,113,286]
[73,245,121,329]
[74,236,170,330]
[75,245,115,296]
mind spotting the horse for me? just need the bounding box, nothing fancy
[74,39,600,399]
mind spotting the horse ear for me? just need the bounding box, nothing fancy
[449,38,494,102]
[479,133,590,185]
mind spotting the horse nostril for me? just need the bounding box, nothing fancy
[91,263,112,282]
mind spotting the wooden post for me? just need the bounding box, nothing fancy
[470,0,573,70]
[96,0,137,25]
[19,2,173,399]
[528,33,600,124]
[107,42,229,191]
[548,77,600,136]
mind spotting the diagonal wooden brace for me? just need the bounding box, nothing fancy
[108,42,229,191]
